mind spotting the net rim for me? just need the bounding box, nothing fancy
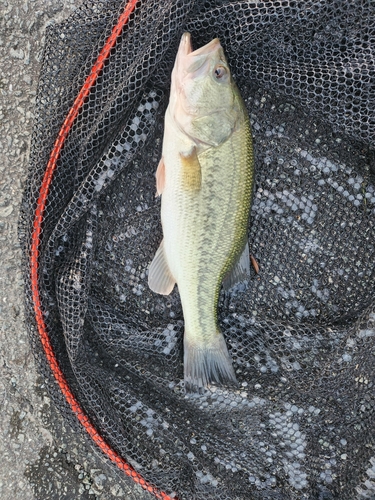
[29,1,173,498]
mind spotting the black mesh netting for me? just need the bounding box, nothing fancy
[19,1,375,499]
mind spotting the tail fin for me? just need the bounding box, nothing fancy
[184,331,238,393]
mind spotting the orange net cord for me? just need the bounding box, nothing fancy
[30,2,175,498]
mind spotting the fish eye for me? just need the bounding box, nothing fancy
[214,65,227,79]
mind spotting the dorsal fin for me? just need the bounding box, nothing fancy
[222,241,251,290]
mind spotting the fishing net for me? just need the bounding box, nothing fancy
[19,1,375,498]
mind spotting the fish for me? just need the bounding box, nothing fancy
[148,33,254,391]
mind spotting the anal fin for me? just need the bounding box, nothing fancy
[148,239,175,295]
[223,241,251,290]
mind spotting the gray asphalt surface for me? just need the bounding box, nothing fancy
[2,2,375,500]
[1,1,152,498]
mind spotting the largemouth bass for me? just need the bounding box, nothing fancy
[148,33,254,391]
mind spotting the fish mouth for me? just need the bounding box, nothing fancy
[178,32,193,57]
[178,33,223,77]
[191,37,221,56]
[179,33,221,57]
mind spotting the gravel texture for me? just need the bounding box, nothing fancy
[0,1,152,498]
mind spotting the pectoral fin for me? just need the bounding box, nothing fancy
[155,157,166,196]
[222,241,251,290]
[180,147,201,191]
[148,239,175,295]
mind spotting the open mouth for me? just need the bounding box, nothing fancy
[179,33,223,76]
[191,37,221,56]
[179,32,221,57]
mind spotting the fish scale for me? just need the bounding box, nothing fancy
[148,33,254,391]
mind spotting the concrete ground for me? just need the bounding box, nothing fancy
[0,1,152,498]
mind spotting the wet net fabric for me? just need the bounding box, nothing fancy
[20,1,375,499]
